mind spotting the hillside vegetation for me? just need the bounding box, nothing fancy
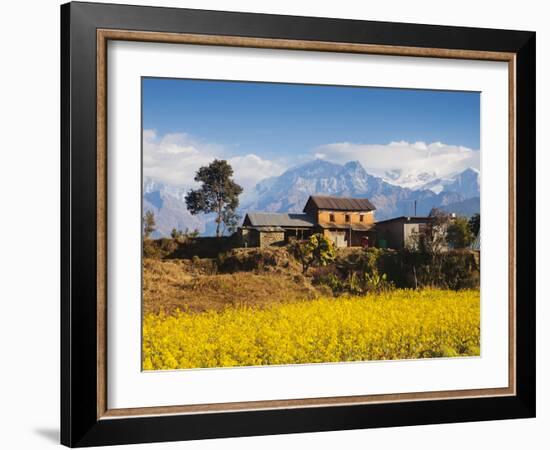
[143,251,325,314]
[142,239,480,370]
[143,244,479,314]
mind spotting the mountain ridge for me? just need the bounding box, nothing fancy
[144,160,480,236]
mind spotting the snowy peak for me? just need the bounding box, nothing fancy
[242,159,422,220]
[343,160,364,172]
[441,168,480,198]
[143,161,480,237]
[142,177,206,236]
[378,166,480,196]
[143,176,188,202]
[289,159,340,177]
[242,159,480,222]
[381,169,438,190]
[406,167,480,197]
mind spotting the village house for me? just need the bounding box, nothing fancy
[238,194,466,250]
[374,213,457,250]
[239,195,459,250]
[303,195,376,247]
[240,195,376,248]
[373,216,432,249]
[240,212,316,248]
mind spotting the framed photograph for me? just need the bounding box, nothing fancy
[61,1,536,447]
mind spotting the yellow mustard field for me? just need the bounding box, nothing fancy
[142,289,480,370]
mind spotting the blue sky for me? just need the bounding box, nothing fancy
[142,78,480,190]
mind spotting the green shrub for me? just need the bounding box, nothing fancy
[446,217,475,249]
[313,248,393,295]
[440,250,479,290]
[379,248,479,290]
[143,238,178,259]
[288,233,336,274]
[311,265,344,294]
[316,247,479,294]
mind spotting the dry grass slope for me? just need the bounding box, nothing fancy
[143,257,324,314]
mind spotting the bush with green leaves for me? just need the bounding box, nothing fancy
[143,210,156,239]
[446,217,475,249]
[288,233,336,274]
[171,227,200,243]
[143,238,178,259]
[312,248,393,295]
[311,265,344,294]
[313,246,478,294]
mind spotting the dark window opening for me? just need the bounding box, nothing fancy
[329,213,335,222]
[345,214,350,222]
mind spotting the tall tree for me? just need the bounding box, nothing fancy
[411,212,449,254]
[220,206,241,236]
[447,217,475,249]
[185,159,243,237]
[408,213,451,288]
[289,233,336,274]
[143,210,156,239]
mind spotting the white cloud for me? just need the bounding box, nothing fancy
[144,131,477,194]
[143,129,284,191]
[228,154,285,190]
[315,141,480,188]
[143,130,220,187]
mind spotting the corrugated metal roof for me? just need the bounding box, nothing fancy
[304,195,376,212]
[243,213,316,228]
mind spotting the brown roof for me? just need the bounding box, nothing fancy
[304,195,376,212]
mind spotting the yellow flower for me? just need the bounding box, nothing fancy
[142,289,480,370]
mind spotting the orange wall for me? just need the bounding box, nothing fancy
[317,210,375,225]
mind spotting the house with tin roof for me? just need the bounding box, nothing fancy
[304,195,376,247]
[373,216,433,250]
[240,195,376,248]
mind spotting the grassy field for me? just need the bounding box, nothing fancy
[142,289,480,370]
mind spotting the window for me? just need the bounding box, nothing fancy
[345,214,350,222]
[359,214,364,222]
[329,213,335,222]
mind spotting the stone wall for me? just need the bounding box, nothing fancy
[259,231,285,247]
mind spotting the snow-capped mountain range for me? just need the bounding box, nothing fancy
[143,177,205,237]
[144,160,480,237]
[380,167,480,193]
